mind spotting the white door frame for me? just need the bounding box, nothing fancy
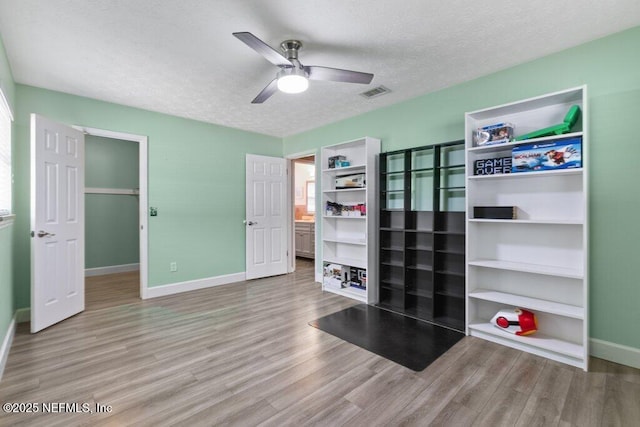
[73,126,149,299]
[286,149,318,276]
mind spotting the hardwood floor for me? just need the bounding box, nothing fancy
[1,263,639,426]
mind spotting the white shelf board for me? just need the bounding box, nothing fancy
[323,256,367,269]
[468,259,583,279]
[323,188,366,193]
[321,164,366,174]
[467,132,583,154]
[323,285,367,303]
[468,323,584,360]
[468,289,584,319]
[322,237,367,246]
[468,218,583,225]
[323,215,366,220]
[468,168,582,181]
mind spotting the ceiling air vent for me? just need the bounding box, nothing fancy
[360,85,390,99]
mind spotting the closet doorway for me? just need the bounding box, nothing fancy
[288,152,317,275]
[78,126,148,307]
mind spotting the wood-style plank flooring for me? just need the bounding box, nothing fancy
[1,259,639,426]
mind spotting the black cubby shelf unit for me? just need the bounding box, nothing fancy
[378,140,466,331]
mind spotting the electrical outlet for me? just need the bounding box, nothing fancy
[170,262,177,272]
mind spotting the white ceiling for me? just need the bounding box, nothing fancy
[0,1,639,137]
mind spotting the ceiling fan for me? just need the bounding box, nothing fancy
[233,32,374,104]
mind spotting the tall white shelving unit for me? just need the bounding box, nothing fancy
[464,86,589,370]
[321,137,380,304]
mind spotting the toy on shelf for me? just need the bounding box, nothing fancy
[473,122,514,146]
[491,308,538,336]
[514,105,581,141]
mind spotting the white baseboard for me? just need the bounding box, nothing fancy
[0,317,16,382]
[315,272,322,284]
[590,338,640,369]
[143,272,246,299]
[85,263,140,277]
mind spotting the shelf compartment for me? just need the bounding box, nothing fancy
[323,256,366,269]
[468,222,582,273]
[380,230,404,251]
[435,211,465,234]
[434,278,464,328]
[405,267,432,289]
[379,288,404,309]
[469,259,583,279]
[384,152,405,174]
[380,210,404,229]
[380,279,405,289]
[411,147,435,170]
[323,237,366,246]
[435,273,464,299]
[467,172,583,220]
[321,164,366,174]
[411,170,434,211]
[468,289,583,319]
[435,252,464,277]
[468,323,584,366]
[405,297,433,321]
[467,132,584,155]
[323,188,366,194]
[406,211,433,231]
[379,264,403,285]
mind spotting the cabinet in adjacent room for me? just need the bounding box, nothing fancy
[295,221,315,258]
[378,140,466,331]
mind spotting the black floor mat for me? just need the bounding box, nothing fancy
[309,304,464,371]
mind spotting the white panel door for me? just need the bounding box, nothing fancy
[246,154,287,280]
[30,114,85,333]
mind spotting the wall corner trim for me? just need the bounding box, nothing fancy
[0,317,16,382]
[590,338,640,369]
[15,308,30,323]
[143,272,246,299]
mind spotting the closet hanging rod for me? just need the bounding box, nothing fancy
[85,187,139,196]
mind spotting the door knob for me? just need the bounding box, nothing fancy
[246,221,257,226]
[37,230,56,238]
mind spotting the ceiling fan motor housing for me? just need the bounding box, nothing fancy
[280,40,302,61]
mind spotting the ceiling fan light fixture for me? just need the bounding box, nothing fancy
[276,68,309,94]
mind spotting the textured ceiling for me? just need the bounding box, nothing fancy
[0,1,639,137]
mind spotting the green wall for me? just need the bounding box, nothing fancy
[0,34,14,354]
[284,26,640,350]
[12,85,282,309]
[85,135,139,269]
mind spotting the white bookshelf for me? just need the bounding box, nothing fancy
[321,137,380,303]
[465,86,589,370]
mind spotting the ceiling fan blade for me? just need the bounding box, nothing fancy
[251,78,278,104]
[233,32,293,67]
[304,66,373,84]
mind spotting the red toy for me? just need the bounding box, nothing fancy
[491,308,538,336]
